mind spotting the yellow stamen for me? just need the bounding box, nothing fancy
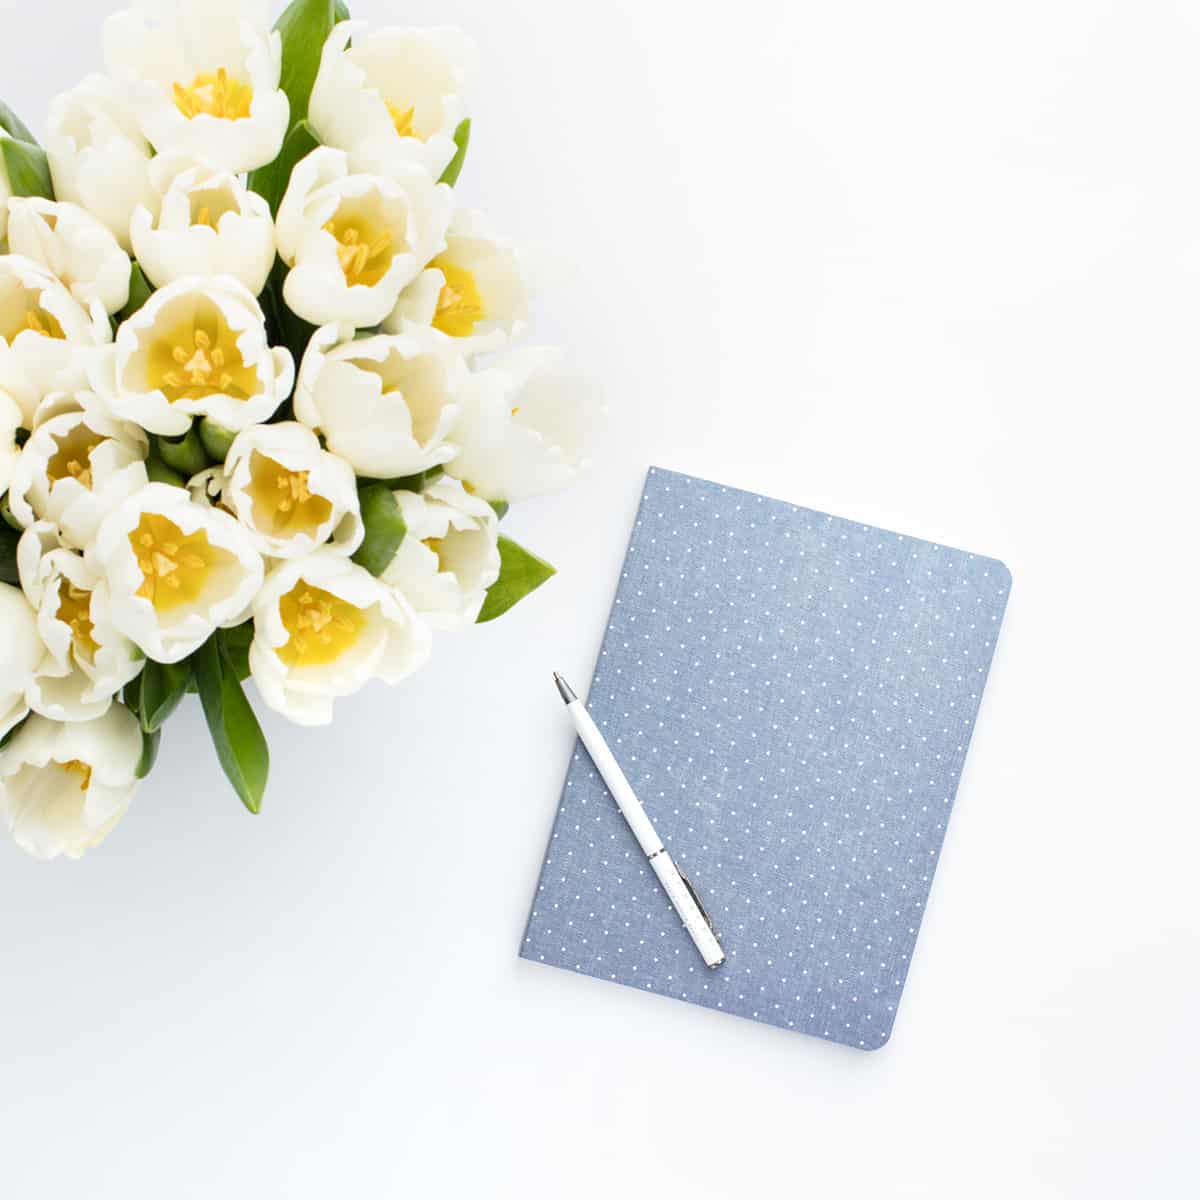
[59,760,93,792]
[430,258,485,337]
[56,582,100,660]
[277,581,366,668]
[246,451,332,537]
[322,217,395,287]
[188,186,238,228]
[46,424,104,490]
[6,306,67,341]
[129,512,234,613]
[386,101,417,139]
[173,68,253,121]
[149,316,255,404]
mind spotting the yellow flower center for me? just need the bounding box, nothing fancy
[56,582,99,661]
[58,759,93,792]
[247,451,333,538]
[2,302,66,343]
[188,187,237,229]
[129,512,233,613]
[149,317,258,404]
[277,582,366,668]
[173,69,253,121]
[430,258,485,337]
[386,101,418,139]
[46,424,105,490]
[322,215,397,288]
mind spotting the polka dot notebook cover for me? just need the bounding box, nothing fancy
[520,467,1011,1050]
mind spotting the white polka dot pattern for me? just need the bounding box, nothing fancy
[520,468,1011,1050]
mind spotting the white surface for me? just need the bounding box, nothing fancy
[1,1,1197,1196]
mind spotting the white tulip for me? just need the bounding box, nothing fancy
[7,198,132,316]
[276,147,453,329]
[385,208,528,353]
[45,74,155,252]
[250,550,430,726]
[446,347,600,502]
[0,388,20,495]
[6,402,149,550]
[309,23,475,181]
[27,390,91,428]
[381,477,500,629]
[104,0,289,176]
[0,582,41,739]
[0,707,142,860]
[97,275,294,438]
[91,482,264,664]
[0,255,112,429]
[130,154,276,296]
[186,465,225,509]
[294,322,464,481]
[223,421,363,560]
[17,523,143,722]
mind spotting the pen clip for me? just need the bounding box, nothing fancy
[676,867,718,936]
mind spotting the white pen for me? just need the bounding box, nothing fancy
[553,672,726,968]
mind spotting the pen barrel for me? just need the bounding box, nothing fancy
[566,696,725,969]
[569,701,663,857]
[650,851,726,968]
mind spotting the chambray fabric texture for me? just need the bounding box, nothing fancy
[521,467,1011,1050]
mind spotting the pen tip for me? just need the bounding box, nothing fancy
[553,672,578,704]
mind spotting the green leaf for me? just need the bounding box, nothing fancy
[363,465,444,492]
[219,622,254,683]
[249,0,333,219]
[248,118,319,216]
[118,263,154,323]
[138,658,192,733]
[145,456,186,487]
[136,724,162,778]
[154,426,208,477]
[438,118,471,187]
[274,0,338,129]
[260,253,316,370]
[352,483,406,576]
[334,0,351,20]
[489,500,509,521]
[123,671,142,714]
[193,635,269,814]
[477,536,556,623]
[123,675,161,779]
[0,522,19,586]
[0,98,38,144]
[199,418,238,464]
[0,714,28,751]
[0,135,53,200]
[1,492,23,532]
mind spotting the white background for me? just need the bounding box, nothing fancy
[1,0,1198,1196]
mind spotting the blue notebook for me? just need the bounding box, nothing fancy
[521,468,1011,1049]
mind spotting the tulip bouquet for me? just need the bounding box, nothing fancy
[0,0,597,860]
